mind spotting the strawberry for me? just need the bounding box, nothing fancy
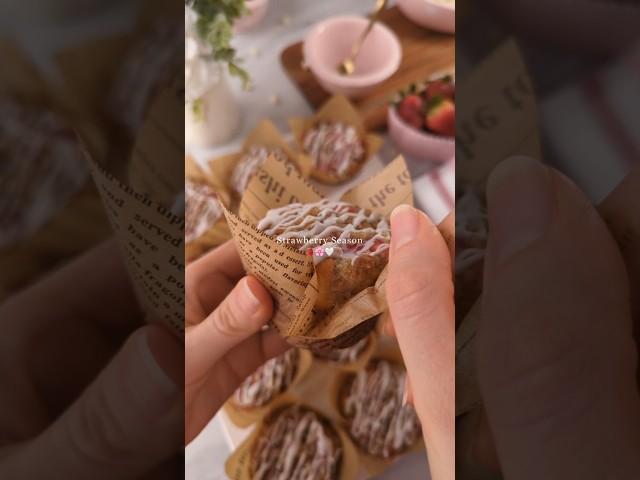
[397,94,424,130]
[426,97,455,137]
[424,76,455,101]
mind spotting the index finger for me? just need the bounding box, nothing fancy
[186,240,246,324]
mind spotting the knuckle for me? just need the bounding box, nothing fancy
[210,298,244,338]
[65,389,134,467]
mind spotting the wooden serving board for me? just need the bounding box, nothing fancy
[280,6,455,131]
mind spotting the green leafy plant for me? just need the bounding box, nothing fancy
[186,0,250,87]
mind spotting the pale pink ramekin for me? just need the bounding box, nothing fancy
[388,105,454,164]
[396,0,455,34]
[303,16,402,99]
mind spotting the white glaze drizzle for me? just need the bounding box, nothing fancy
[185,179,222,243]
[233,349,299,408]
[257,199,390,264]
[303,122,364,177]
[0,97,87,248]
[253,405,341,480]
[343,360,421,458]
[231,145,288,195]
[313,335,369,364]
[108,22,181,133]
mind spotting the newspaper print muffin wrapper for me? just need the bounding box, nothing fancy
[185,156,231,263]
[225,398,359,480]
[218,152,417,350]
[289,95,383,185]
[329,344,425,476]
[207,119,311,212]
[223,349,313,428]
[5,36,187,338]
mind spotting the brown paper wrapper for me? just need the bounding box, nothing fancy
[207,119,311,211]
[185,156,231,263]
[225,397,359,480]
[74,80,186,336]
[223,349,313,428]
[329,346,425,476]
[220,153,414,350]
[289,95,384,184]
[455,39,542,417]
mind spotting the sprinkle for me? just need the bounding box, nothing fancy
[280,15,292,26]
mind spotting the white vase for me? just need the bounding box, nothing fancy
[185,72,241,149]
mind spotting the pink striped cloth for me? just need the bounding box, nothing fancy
[541,43,640,204]
[413,158,455,224]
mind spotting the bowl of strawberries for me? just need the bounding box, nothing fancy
[388,74,455,164]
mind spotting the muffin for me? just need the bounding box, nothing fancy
[303,122,365,184]
[108,21,181,135]
[0,96,87,248]
[312,334,371,365]
[233,349,300,409]
[251,405,342,480]
[339,359,422,459]
[230,145,289,195]
[257,199,390,315]
[185,179,223,244]
[455,187,488,324]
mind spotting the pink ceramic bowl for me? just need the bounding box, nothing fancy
[388,105,454,163]
[303,16,402,99]
[396,0,455,34]
[234,0,269,33]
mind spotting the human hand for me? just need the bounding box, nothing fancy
[472,157,640,478]
[0,240,183,480]
[184,240,289,444]
[385,205,455,480]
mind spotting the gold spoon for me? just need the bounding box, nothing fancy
[337,0,388,76]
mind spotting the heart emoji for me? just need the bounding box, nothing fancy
[324,246,335,256]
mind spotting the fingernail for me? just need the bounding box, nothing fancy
[144,326,183,391]
[391,204,420,249]
[402,375,412,407]
[240,277,263,312]
[486,156,555,265]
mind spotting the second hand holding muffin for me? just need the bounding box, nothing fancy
[385,205,455,480]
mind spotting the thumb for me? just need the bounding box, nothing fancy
[185,276,273,383]
[479,156,640,479]
[386,205,454,480]
[7,325,182,480]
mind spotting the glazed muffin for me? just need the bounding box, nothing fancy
[185,179,223,244]
[0,96,87,248]
[251,405,342,480]
[340,359,421,459]
[233,349,300,408]
[455,188,488,324]
[230,145,289,195]
[108,21,181,135]
[312,334,370,365]
[257,199,390,315]
[303,122,365,184]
